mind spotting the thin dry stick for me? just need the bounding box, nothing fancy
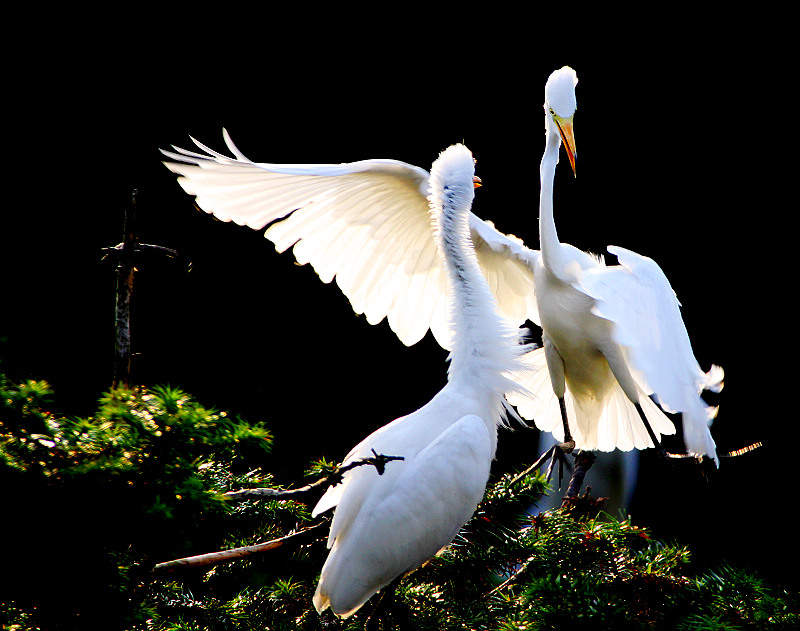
[488,555,536,597]
[152,452,404,574]
[224,451,404,502]
[152,521,328,574]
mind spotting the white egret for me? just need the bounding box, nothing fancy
[308,144,532,616]
[522,67,723,465]
[161,68,723,464]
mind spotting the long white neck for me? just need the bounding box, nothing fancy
[539,124,569,279]
[430,158,527,403]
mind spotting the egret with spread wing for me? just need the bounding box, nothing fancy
[308,144,532,616]
[161,67,723,463]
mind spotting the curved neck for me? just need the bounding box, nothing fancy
[436,191,518,388]
[539,126,568,277]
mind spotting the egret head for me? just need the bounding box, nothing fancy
[544,66,578,175]
[429,144,480,214]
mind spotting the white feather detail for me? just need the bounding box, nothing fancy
[508,348,675,451]
[161,132,542,348]
[577,245,723,463]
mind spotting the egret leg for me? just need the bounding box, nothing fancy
[601,345,668,458]
[544,397,576,485]
[634,403,700,461]
[633,402,666,457]
[558,397,576,452]
[522,397,576,488]
[544,339,574,453]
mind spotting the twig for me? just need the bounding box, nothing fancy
[487,554,536,597]
[152,452,404,575]
[151,520,329,574]
[224,451,404,502]
[720,441,763,458]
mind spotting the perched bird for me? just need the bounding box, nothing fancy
[307,144,532,616]
[518,66,723,465]
[161,67,723,464]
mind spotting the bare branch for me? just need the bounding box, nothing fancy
[151,520,329,574]
[561,451,596,502]
[151,453,404,575]
[720,441,763,458]
[224,451,404,502]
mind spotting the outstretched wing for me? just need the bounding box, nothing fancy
[577,245,723,461]
[162,131,541,348]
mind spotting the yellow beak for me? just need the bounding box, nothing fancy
[473,175,482,188]
[554,115,577,176]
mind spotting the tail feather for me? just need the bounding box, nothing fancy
[507,348,676,451]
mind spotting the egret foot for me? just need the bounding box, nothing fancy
[531,443,573,488]
[513,442,575,491]
[548,443,575,488]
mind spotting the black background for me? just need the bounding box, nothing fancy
[3,11,794,587]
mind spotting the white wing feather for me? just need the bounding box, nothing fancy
[577,245,723,461]
[162,131,541,348]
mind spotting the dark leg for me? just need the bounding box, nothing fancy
[524,397,576,487]
[558,397,576,452]
[634,403,700,461]
[634,402,665,456]
[546,397,577,485]
[518,397,576,488]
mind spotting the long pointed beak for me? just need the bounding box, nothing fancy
[554,116,577,177]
